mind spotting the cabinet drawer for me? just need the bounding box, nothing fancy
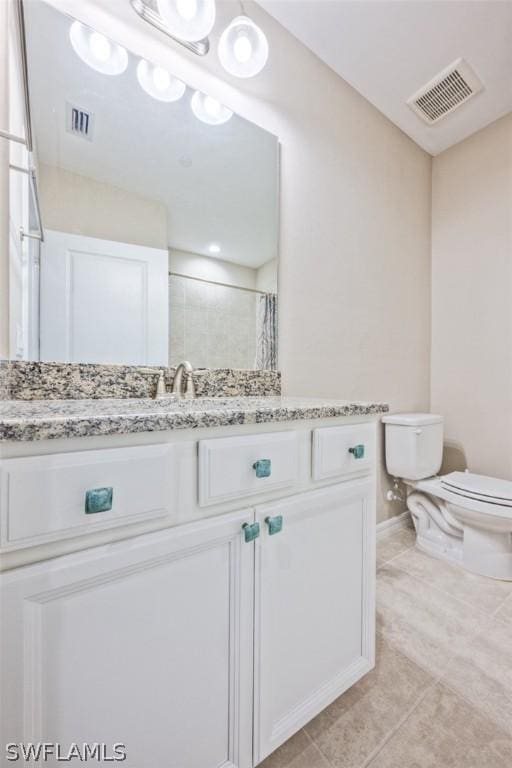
[312,423,375,482]
[199,432,300,507]
[0,444,174,549]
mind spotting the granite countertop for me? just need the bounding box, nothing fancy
[0,396,389,442]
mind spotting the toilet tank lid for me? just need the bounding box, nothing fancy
[382,413,443,426]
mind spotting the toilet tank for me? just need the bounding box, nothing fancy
[382,413,443,481]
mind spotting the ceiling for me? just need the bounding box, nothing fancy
[24,1,279,268]
[257,0,512,155]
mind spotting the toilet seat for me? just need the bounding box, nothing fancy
[441,471,512,508]
[414,474,512,521]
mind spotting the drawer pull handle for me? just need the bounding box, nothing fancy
[242,522,260,543]
[85,487,113,514]
[348,444,365,460]
[265,515,283,535]
[253,459,272,478]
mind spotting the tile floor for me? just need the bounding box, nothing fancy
[261,520,512,768]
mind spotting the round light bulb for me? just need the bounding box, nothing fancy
[218,15,269,78]
[69,21,128,75]
[233,33,252,63]
[152,66,171,91]
[89,32,111,62]
[204,96,220,116]
[136,59,186,102]
[157,0,216,42]
[176,0,197,21]
[190,91,233,125]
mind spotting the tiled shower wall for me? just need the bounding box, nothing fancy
[169,275,258,369]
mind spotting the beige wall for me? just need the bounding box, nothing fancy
[169,248,257,290]
[256,259,278,293]
[39,164,168,250]
[170,251,278,295]
[431,114,512,480]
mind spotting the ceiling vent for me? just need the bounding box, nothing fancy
[66,102,94,140]
[407,59,484,125]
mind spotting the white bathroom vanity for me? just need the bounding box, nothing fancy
[0,396,386,767]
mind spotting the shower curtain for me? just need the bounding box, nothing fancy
[255,293,277,370]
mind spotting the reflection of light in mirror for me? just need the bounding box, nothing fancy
[136,59,186,102]
[218,16,269,78]
[153,67,170,90]
[157,0,216,42]
[89,32,111,63]
[208,244,221,254]
[69,21,128,75]
[190,91,233,125]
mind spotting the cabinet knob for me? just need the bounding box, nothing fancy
[85,487,113,514]
[253,459,272,478]
[265,515,283,535]
[348,444,365,460]
[242,522,260,543]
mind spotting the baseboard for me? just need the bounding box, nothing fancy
[377,510,411,538]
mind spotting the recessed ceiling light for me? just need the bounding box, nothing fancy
[208,244,221,254]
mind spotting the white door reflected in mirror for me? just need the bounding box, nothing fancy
[40,231,169,366]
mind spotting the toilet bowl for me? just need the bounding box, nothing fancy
[382,413,512,581]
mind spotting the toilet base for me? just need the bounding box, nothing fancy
[415,530,463,567]
[406,490,512,581]
[463,526,512,581]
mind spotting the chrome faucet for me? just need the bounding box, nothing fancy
[172,360,196,399]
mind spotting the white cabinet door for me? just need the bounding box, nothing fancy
[40,230,168,365]
[0,509,254,768]
[254,482,375,763]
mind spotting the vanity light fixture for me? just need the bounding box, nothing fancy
[156,0,216,43]
[191,91,233,125]
[69,21,128,75]
[218,15,269,79]
[136,59,186,102]
[130,0,270,78]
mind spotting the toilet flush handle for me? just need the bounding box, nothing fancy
[415,429,422,435]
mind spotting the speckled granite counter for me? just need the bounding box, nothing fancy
[2,362,281,400]
[0,396,389,442]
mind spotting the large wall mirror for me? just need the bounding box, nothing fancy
[11,0,279,370]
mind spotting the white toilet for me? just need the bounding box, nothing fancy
[382,413,512,580]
